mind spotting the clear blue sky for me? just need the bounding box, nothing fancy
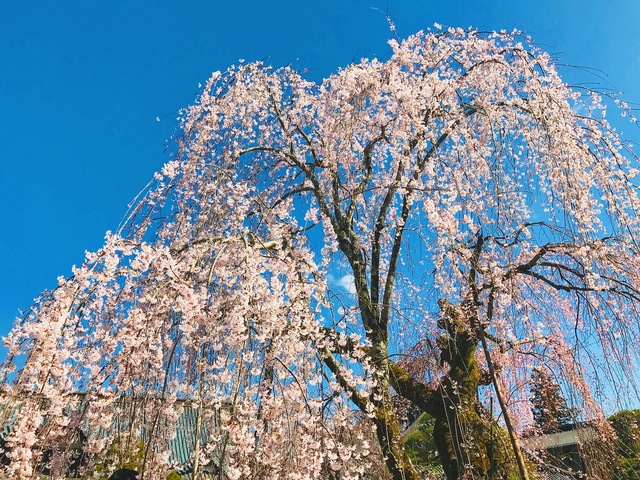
[1,0,639,337]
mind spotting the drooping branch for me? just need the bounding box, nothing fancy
[480,289,530,480]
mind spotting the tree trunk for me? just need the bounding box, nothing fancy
[431,300,523,480]
[373,389,419,480]
[370,338,419,480]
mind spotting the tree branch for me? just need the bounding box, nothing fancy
[320,348,371,413]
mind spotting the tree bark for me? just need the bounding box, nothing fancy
[389,300,525,480]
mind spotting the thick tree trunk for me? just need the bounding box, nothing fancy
[370,337,419,480]
[433,299,488,479]
[430,300,524,480]
[329,298,526,479]
[373,389,419,480]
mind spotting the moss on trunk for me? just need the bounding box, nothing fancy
[431,299,524,480]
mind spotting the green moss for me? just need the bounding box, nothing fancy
[87,436,146,480]
[403,413,439,468]
[431,299,538,479]
[87,436,186,480]
[166,472,185,480]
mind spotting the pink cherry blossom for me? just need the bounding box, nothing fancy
[3,27,640,479]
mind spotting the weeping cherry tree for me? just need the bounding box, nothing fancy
[3,25,640,480]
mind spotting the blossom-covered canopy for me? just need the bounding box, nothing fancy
[3,26,640,479]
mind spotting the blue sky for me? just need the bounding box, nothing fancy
[1,0,639,337]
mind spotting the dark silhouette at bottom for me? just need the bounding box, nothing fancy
[108,468,139,480]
